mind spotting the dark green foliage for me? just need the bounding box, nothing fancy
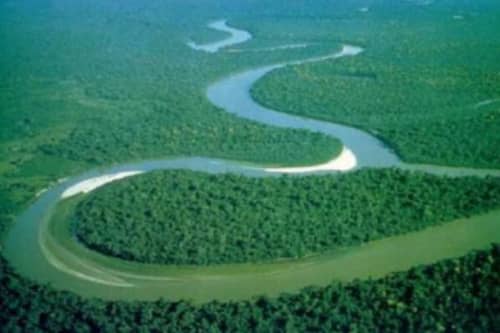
[1,0,349,240]
[252,1,500,168]
[0,0,350,172]
[2,0,500,330]
[73,169,500,265]
[1,245,499,332]
[39,107,341,167]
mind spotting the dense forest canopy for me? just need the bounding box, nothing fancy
[1,0,354,236]
[1,245,499,332]
[72,169,500,265]
[252,1,500,168]
[1,0,500,331]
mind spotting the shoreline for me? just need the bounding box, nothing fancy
[61,171,144,199]
[265,147,356,173]
[187,19,252,53]
[4,18,500,303]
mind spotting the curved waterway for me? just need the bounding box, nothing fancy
[4,21,500,303]
[187,20,251,53]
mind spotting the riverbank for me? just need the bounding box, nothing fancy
[4,18,500,304]
[187,20,252,53]
[265,147,356,173]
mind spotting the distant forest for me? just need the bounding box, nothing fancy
[2,0,500,331]
[252,2,500,168]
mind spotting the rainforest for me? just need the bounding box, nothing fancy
[1,0,499,331]
[251,4,500,168]
[72,169,500,265]
[1,245,499,332]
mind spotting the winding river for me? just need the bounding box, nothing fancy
[187,20,252,53]
[4,20,500,303]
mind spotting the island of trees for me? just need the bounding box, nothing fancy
[2,1,500,331]
[72,169,500,265]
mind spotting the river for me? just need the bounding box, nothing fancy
[4,20,500,303]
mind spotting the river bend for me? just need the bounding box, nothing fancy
[4,20,500,303]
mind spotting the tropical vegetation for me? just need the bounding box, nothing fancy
[2,0,500,331]
[1,244,498,332]
[252,0,500,168]
[73,169,500,265]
